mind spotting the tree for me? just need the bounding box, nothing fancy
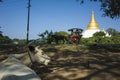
[0,36,12,44]
[106,28,119,36]
[93,31,106,43]
[51,31,69,44]
[55,31,69,37]
[93,31,106,37]
[77,0,120,19]
[0,26,3,37]
[110,36,120,44]
[38,30,49,40]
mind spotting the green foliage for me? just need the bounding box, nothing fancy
[110,36,120,44]
[50,31,69,44]
[106,28,119,36]
[54,31,69,37]
[12,38,26,44]
[38,30,53,43]
[38,30,70,44]
[38,28,120,45]
[81,29,120,44]
[80,38,96,44]
[92,31,106,43]
[93,31,106,37]
[0,27,3,37]
[0,36,12,44]
[0,27,12,44]
[94,36,103,43]
[0,33,2,37]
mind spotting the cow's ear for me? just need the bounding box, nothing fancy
[28,46,35,52]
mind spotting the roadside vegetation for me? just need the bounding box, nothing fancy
[0,27,120,80]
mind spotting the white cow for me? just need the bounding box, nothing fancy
[10,46,51,66]
[0,56,41,80]
[0,46,50,80]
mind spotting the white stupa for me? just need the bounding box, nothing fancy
[82,11,101,38]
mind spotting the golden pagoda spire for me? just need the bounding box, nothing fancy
[87,11,99,30]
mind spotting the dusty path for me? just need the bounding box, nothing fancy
[0,44,120,80]
[32,45,120,80]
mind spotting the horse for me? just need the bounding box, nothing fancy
[49,35,68,44]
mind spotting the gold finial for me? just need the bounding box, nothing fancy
[87,11,99,30]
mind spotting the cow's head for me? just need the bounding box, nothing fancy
[28,46,51,66]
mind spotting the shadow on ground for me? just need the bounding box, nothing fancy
[0,44,120,80]
[31,44,120,80]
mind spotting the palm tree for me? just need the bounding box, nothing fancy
[38,33,45,40]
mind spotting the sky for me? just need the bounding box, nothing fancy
[0,0,120,39]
